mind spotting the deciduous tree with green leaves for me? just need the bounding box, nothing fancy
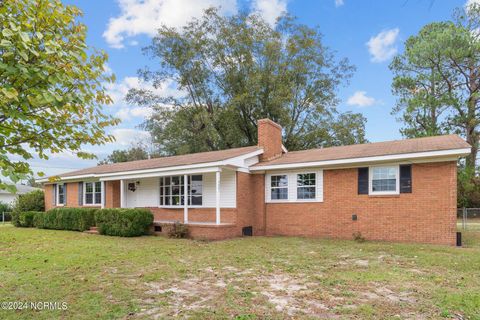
[127,9,366,154]
[0,0,118,192]
[98,142,159,165]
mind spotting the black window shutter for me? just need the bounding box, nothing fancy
[400,165,412,193]
[358,167,369,195]
[78,182,83,206]
[64,184,67,205]
[52,184,57,205]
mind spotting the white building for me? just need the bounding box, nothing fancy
[0,185,42,205]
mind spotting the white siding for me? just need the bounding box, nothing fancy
[0,194,16,205]
[203,170,236,208]
[265,169,323,203]
[125,177,159,208]
[125,170,237,209]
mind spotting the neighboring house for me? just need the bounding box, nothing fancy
[0,185,41,205]
[38,119,470,245]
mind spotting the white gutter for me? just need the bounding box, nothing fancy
[250,147,471,171]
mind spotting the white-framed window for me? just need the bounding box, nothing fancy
[84,181,102,205]
[297,173,316,200]
[57,184,65,206]
[159,175,203,207]
[271,175,288,200]
[369,165,399,195]
[266,170,323,203]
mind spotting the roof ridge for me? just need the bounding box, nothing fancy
[282,134,464,155]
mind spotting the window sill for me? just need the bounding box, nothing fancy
[158,206,205,209]
[266,200,323,204]
[368,194,400,198]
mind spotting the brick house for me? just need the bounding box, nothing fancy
[39,119,470,245]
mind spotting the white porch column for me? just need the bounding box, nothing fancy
[101,181,105,209]
[120,180,125,208]
[215,170,221,225]
[184,174,188,223]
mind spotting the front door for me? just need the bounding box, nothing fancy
[126,180,137,208]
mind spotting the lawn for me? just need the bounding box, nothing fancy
[1,225,479,319]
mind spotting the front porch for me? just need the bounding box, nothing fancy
[101,167,241,238]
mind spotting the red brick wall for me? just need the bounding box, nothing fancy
[258,119,283,161]
[105,181,120,208]
[264,162,458,245]
[148,207,237,224]
[43,182,102,211]
[236,172,266,235]
[44,184,54,211]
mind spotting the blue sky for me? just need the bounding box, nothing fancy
[29,0,472,178]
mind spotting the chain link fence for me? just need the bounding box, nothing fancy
[457,208,480,231]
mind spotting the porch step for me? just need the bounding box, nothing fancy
[84,226,99,235]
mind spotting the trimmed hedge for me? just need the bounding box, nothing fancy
[12,211,42,227]
[35,208,97,231]
[95,208,153,237]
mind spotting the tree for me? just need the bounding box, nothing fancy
[390,4,480,169]
[0,0,118,192]
[98,143,156,165]
[127,9,366,154]
[26,176,42,188]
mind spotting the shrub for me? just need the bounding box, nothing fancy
[168,222,189,239]
[95,208,153,237]
[0,201,12,221]
[13,211,42,227]
[36,208,97,231]
[11,190,44,226]
[353,231,366,243]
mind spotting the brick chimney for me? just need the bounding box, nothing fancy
[257,118,283,161]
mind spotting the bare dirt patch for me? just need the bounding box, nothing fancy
[135,264,424,319]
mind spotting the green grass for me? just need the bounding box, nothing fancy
[1,225,479,319]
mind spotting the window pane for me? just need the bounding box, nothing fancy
[271,188,288,200]
[172,176,180,185]
[172,195,180,206]
[297,173,315,186]
[95,182,101,192]
[372,179,396,192]
[271,175,288,187]
[95,193,101,204]
[192,195,202,205]
[85,182,93,193]
[172,186,180,195]
[191,175,202,196]
[86,193,93,204]
[372,167,397,192]
[58,185,65,204]
[298,186,315,199]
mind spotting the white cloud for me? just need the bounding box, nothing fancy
[115,106,152,121]
[106,76,184,121]
[347,91,377,107]
[251,0,288,26]
[103,0,237,48]
[111,128,151,146]
[366,28,400,63]
[335,0,344,7]
[466,0,480,10]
